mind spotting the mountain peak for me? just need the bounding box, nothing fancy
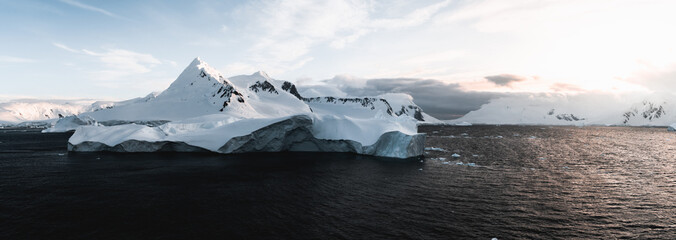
[162,57,229,98]
[188,57,205,67]
[252,70,270,79]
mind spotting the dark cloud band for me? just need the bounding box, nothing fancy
[321,77,502,119]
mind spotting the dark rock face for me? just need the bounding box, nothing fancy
[394,105,425,121]
[623,101,666,124]
[195,70,247,112]
[214,82,244,111]
[303,97,396,115]
[281,81,303,100]
[249,81,278,94]
[556,114,585,121]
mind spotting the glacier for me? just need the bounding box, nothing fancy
[59,58,429,159]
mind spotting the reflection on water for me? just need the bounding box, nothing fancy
[0,126,675,239]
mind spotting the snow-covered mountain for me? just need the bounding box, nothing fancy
[67,57,436,124]
[1,58,437,126]
[0,100,99,125]
[46,58,432,158]
[452,92,676,126]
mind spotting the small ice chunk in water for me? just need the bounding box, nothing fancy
[456,121,472,126]
[58,153,65,156]
[425,147,447,152]
[451,153,461,158]
[419,168,423,171]
[528,136,537,139]
[492,238,499,240]
[538,157,547,160]
[456,162,464,165]
[420,160,423,162]
[442,162,450,164]
[438,157,446,161]
[460,133,468,136]
[472,154,479,157]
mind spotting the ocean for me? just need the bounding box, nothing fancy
[1,126,674,239]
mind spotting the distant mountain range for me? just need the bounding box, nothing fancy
[451,93,675,126]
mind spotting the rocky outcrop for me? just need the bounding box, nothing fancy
[623,101,666,124]
[555,113,585,121]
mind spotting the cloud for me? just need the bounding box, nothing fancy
[53,42,79,53]
[370,0,452,29]
[550,83,585,92]
[60,0,125,20]
[235,0,452,74]
[626,63,676,92]
[81,49,161,76]
[312,76,502,119]
[0,56,35,63]
[52,42,162,80]
[484,74,529,86]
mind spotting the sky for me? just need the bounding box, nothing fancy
[1,0,675,119]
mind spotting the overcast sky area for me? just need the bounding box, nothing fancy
[1,0,675,119]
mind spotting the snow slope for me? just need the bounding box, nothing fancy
[64,58,429,158]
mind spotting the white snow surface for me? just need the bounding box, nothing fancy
[63,58,429,158]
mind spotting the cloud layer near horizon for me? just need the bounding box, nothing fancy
[298,76,502,119]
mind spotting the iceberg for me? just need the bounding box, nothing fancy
[68,114,425,159]
[42,115,98,133]
[64,58,429,159]
[669,123,676,131]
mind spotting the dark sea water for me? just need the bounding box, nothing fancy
[0,126,674,239]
